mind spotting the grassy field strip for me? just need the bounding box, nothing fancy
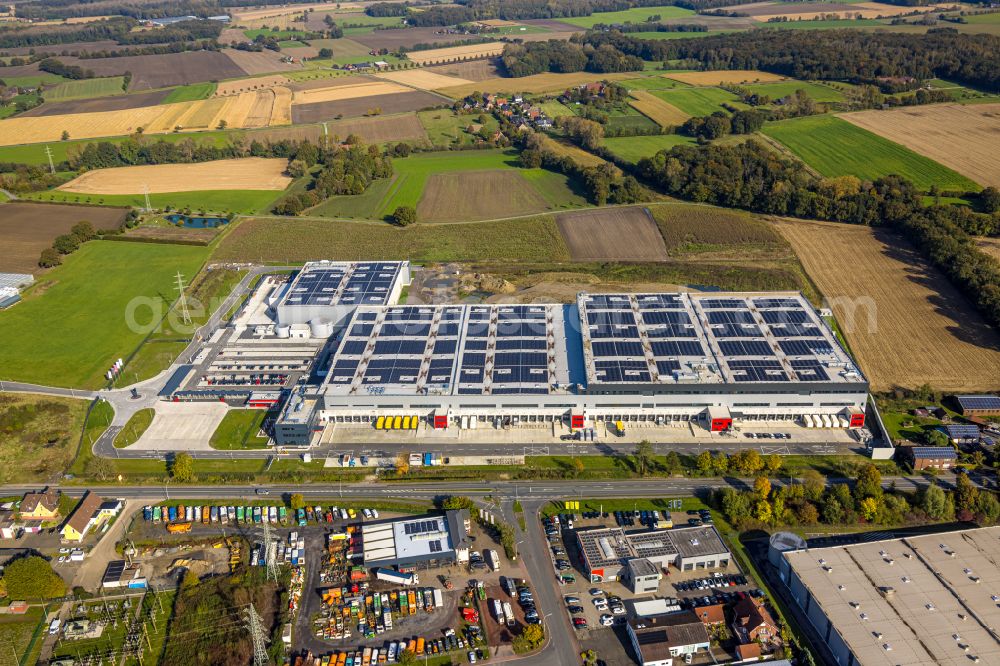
[602,134,697,164]
[559,5,694,27]
[651,87,745,116]
[761,114,979,191]
[628,89,690,127]
[0,241,209,388]
[26,189,285,215]
[45,76,126,101]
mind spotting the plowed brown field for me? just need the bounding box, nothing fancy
[557,207,669,261]
[416,171,548,223]
[773,217,1000,391]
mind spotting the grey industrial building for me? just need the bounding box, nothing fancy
[575,525,731,582]
[269,280,869,445]
[360,510,471,570]
[774,526,1000,666]
[624,558,661,594]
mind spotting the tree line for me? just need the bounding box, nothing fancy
[582,28,1000,92]
[636,140,1000,327]
[500,40,643,77]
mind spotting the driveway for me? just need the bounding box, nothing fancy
[130,401,228,451]
[72,501,143,591]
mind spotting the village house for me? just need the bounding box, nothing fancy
[19,488,59,521]
[732,596,780,646]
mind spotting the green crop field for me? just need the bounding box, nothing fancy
[652,87,744,116]
[620,75,692,91]
[538,100,574,117]
[602,133,697,163]
[0,241,209,388]
[744,80,845,103]
[0,128,238,165]
[213,215,571,263]
[162,82,217,103]
[417,109,498,147]
[2,72,66,87]
[761,115,978,191]
[44,76,126,101]
[561,5,695,27]
[308,149,584,221]
[519,169,589,209]
[26,189,285,215]
[211,409,271,449]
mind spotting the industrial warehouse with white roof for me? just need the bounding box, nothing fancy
[775,526,1000,666]
[157,260,870,446]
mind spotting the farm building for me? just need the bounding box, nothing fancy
[575,525,731,583]
[268,287,868,445]
[360,510,471,570]
[953,395,1000,417]
[900,445,958,471]
[939,423,981,445]
[776,526,1000,666]
[627,611,710,666]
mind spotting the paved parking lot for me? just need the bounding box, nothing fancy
[132,401,228,450]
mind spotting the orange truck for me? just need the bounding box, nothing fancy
[166,522,192,533]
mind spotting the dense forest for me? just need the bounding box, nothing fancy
[582,29,1000,92]
[501,41,643,76]
[635,141,1000,327]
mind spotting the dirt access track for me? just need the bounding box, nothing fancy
[57,158,293,194]
[557,207,669,261]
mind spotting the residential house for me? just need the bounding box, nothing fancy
[732,596,779,645]
[693,603,725,626]
[735,642,762,662]
[61,492,121,542]
[902,445,958,471]
[627,611,710,666]
[19,489,59,521]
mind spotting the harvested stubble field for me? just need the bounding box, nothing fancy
[664,70,786,86]
[221,48,302,75]
[772,217,1000,391]
[20,89,170,117]
[213,216,571,263]
[628,90,689,127]
[292,81,411,104]
[840,104,1000,188]
[407,42,507,66]
[557,207,669,261]
[416,171,549,223]
[375,69,473,90]
[287,74,378,91]
[0,201,127,274]
[354,27,483,51]
[291,90,446,122]
[540,136,607,167]
[324,114,429,144]
[749,2,953,20]
[425,59,501,81]
[438,71,634,98]
[57,158,292,195]
[214,75,289,96]
[0,90,291,145]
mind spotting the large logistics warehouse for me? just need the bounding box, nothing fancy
[775,526,1000,666]
[272,268,868,445]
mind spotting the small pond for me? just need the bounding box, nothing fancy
[166,214,230,228]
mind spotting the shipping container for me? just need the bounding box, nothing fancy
[433,588,443,608]
[485,549,500,572]
[503,601,515,627]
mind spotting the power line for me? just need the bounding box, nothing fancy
[44,145,55,174]
[244,604,270,666]
[174,271,192,325]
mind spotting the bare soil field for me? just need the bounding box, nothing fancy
[416,171,549,223]
[223,49,302,75]
[215,75,288,96]
[291,90,446,122]
[407,42,507,66]
[354,27,482,51]
[629,90,689,127]
[292,80,411,104]
[438,71,634,98]
[241,125,325,143]
[665,70,787,86]
[375,69,473,90]
[20,89,170,117]
[57,158,292,194]
[424,59,500,82]
[324,113,429,144]
[61,52,247,90]
[0,202,127,274]
[287,74,378,92]
[772,217,1000,391]
[840,104,1000,188]
[557,207,669,261]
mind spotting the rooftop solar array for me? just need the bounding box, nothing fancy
[579,292,863,385]
[956,395,1000,412]
[280,261,403,308]
[324,303,572,396]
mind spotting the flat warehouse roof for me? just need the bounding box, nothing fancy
[278,261,405,309]
[785,526,1000,666]
[578,291,864,386]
